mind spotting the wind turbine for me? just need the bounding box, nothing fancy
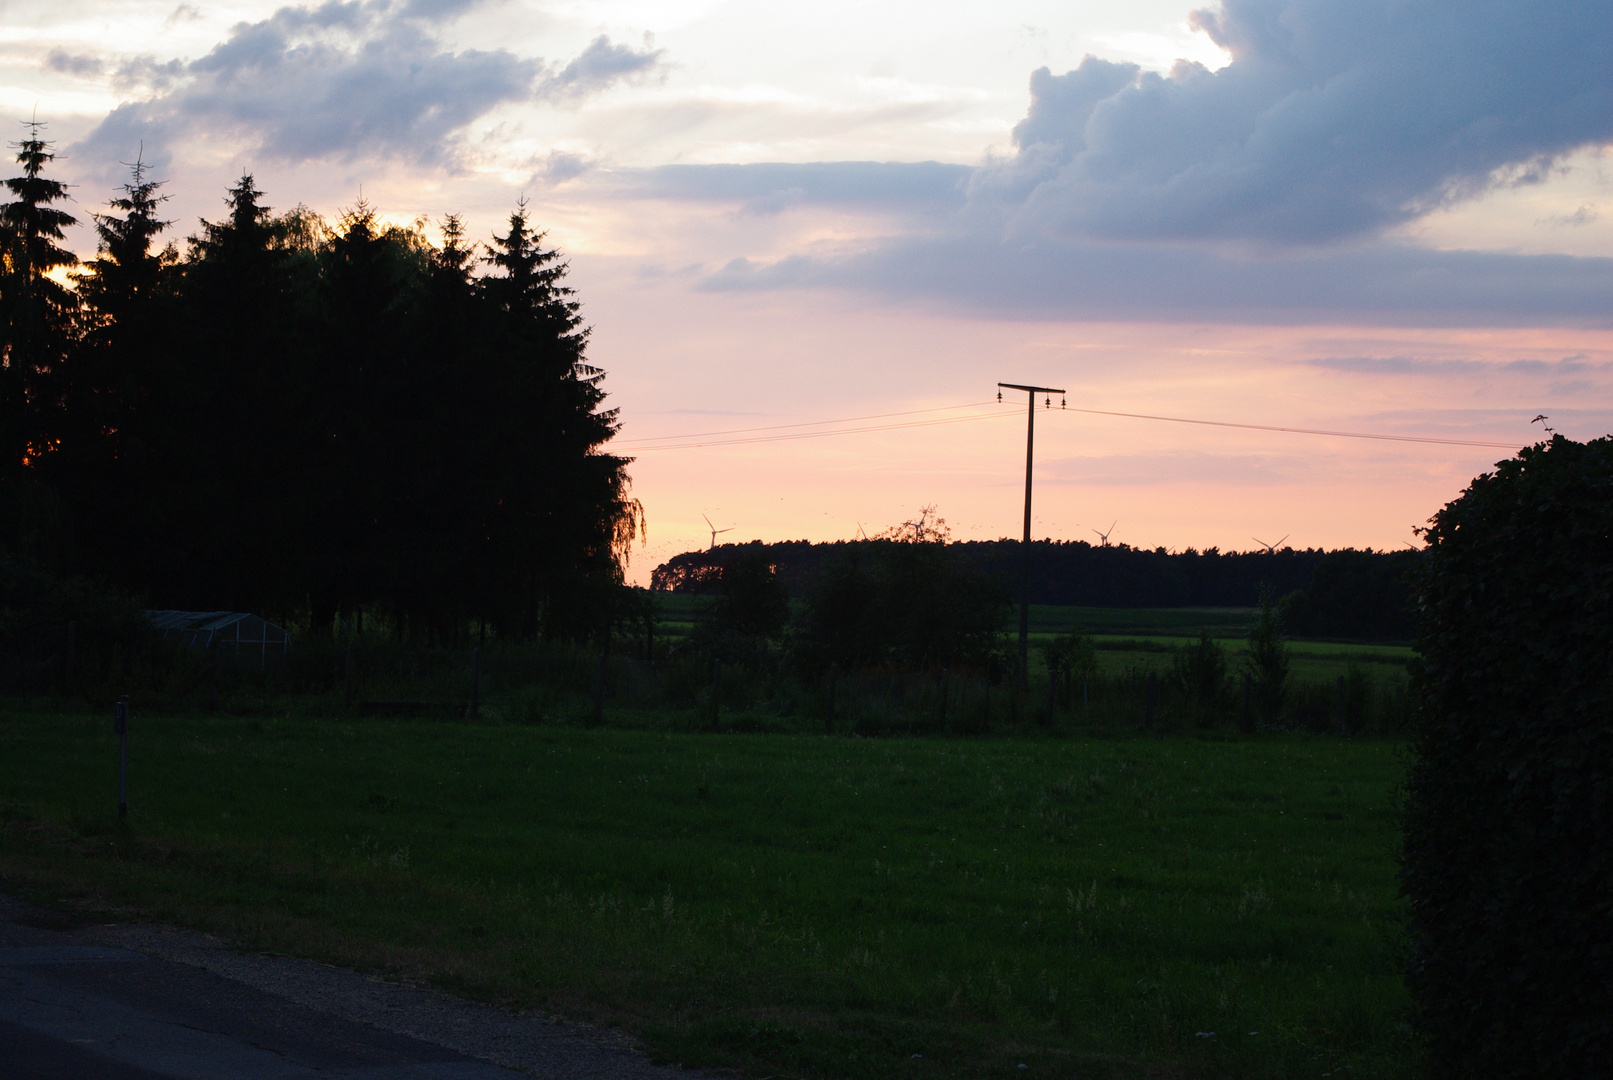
[703,513,734,551]
[1252,534,1289,554]
[1092,520,1116,547]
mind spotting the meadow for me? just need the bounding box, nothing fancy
[0,708,1414,1080]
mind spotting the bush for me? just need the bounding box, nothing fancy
[1244,590,1288,724]
[690,552,790,665]
[793,540,1007,675]
[0,553,164,696]
[1403,435,1613,1077]
[1173,630,1228,727]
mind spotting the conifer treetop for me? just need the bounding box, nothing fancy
[3,118,79,276]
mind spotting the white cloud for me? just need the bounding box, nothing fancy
[70,1,663,177]
[980,0,1613,245]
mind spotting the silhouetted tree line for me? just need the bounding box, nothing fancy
[657,539,1418,641]
[0,125,640,643]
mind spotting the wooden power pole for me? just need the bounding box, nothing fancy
[999,382,1066,687]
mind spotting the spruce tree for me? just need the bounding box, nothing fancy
[476,201,639,638]
[42,156,176,587]
[163,174,309,612]
[72,155,174,436]
[78,155,172,332]
[0,119,78,474]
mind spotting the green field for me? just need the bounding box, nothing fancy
[0,710,1414,1079]
[656,598,1413,689]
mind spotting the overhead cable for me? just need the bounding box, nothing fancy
[618,400,1524,453]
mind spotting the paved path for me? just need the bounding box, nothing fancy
[0,897,708,1079]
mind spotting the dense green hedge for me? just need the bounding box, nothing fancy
[1404,435,1612,1076]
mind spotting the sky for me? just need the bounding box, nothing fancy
[6,0,1612,583]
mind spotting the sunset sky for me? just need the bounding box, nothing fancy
[8,0,1612,583]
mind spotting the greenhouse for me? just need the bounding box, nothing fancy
[144,611,290,668]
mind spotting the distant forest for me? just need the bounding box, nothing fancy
[656,540,1420,641]
[0,124,639,642]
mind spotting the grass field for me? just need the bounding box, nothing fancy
[0,709,1414,1079]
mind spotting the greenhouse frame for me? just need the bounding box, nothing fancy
[144,611,290,668]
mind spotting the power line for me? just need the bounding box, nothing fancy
[613,401,998,446]
[618,408,1016,452]
[618,398,1524,453]
[1061,406,1521,450]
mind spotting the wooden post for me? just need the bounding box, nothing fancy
[826,663,837,734]
[1241,672,1252,733]
[344,644,354,708]
[209,637,221,712]
[592,651,606,726]
[710,659,721,730]
[65,620,75,693]
[1046,668,1056,726]
[938,666,948,729]
[469,647,480,720]
[1144,670,1156,731]
[1335,673,1345,734]
[114,697,129,821]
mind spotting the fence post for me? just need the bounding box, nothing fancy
[938,666,948,729]
[209,637,221,712]
[1334,673,1345,734]
[1144,670,1156,731]
[65,620,75,694]
[1046,668,1057,727]
[710,659,721,730]
[469,647,481,720]
[344,644,354,708]
[826,663,837,734]
[1241,672,1252,733]
[592,651,607,726]
[114,696,129,821]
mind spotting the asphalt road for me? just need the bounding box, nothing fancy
[0,897,704,1080]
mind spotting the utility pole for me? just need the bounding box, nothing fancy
[999,382,1065,687]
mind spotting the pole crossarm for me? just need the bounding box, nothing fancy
[997,383,1066,394]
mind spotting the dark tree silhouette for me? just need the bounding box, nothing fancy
[472,201,641,640]
[12,152,641,642]
[41,156,177,586]
[0,120,78,475]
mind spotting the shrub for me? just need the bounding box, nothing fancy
[1173,629,1227,726]
[1041,632,1097,712]
[0,553,163,695]
[1243,590,1288,723]
[1403,435,1612,1077]
[686,552,791,667]
[793,540,1007,675]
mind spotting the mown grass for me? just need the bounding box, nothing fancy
[0,710,1413,1079]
